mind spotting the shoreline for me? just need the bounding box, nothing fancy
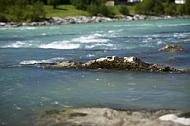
[35,107,190,126]
[0,15,190,28]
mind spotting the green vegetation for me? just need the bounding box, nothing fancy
[0,0,189,22]
[44,5,90,17]
[185,0,190,14]
[134,0,190,16]
[70,0,106,10]
[47,0,60,9]
[0,0,46,22]
[70,0,116,17]
[119,5,129,15]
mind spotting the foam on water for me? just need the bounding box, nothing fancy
[72,33,110,43]
[86,54,96,57]
[39,41,80,49]
[20,27,36,30]
[20,57,65,65]
[2,41,31,48]
[0,32,112,50]
[85,43,114,49]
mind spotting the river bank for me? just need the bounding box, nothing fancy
[0,15,189,27]
[35,107,190,126]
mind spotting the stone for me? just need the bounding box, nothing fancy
[0,22,6,26]
[148,64,177,72]
[30,22,38,26]
[133,15,140,20]
[158,44,184,52]
[22,22,30,26]
[126,16,134,20]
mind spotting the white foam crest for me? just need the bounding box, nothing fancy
[174,32,189,39]
[86,54,95,57]
[20,57,65,65]
[42,33,46,36]
[20,60,43,65]
[161,23,190,27]
[39,41,80,49]
[85,43,114,49]
[2,41,32,48]
[72,33,109,43]
[19,27,37,31]
[25,27,36,30]
[157,41,164,45]
[142,37,153,43]
[159,114,190,125]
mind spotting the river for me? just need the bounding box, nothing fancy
[0,18,190,125]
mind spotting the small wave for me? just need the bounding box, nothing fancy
[85,43,114,49]
[1,40,39,48]
[174,32,190,39]
[0,33,112,49]
[72,34,110,43]
[21,27,36,30]
[86,54,95,57]
[157,41,164,45]
[39,41,80,49]
[20,57,65,65]
[2,41,32,48]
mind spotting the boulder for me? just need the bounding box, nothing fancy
[158,44,184,52]
[0,22,6,26]
[77,16,90,23]
[30,22,38,26]
[126,16,134,21]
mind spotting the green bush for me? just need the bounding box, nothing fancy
[119,5,129,15]
[87,4,99,16]
[153,0,164,15]
[71,0,90,10]
[31,1,46,21]
[99,5,115,17]
[185,0,190,15]
[0,0,46,22]
[135,0,164,15]
[47,0,60,9]
[134,3,144,14]
[0,13,7,22]
[164,3,177,15]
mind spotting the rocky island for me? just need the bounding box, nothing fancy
[38,56,178,72]
[31,54,190,73]
[158,44,185,52]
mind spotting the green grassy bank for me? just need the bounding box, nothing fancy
[44,5,90,17]
[44,5,135,18]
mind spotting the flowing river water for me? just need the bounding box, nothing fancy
[0,18,190,125]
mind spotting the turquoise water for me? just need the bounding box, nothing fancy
[0,19,190,125]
